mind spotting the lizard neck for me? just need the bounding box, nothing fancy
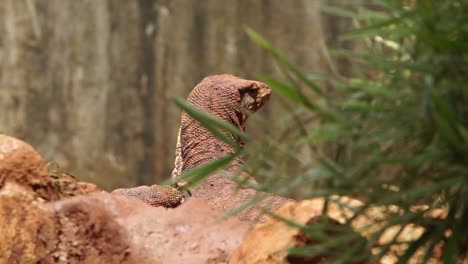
[172,114,245,179]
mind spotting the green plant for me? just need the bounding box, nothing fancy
[240,0,467,262]
[174,1,467,262]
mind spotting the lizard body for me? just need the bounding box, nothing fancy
[113,75,290,221]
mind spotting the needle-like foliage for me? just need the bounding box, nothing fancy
[241,0,468,262]
[175,1,467,262]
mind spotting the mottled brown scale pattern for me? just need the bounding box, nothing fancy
[112,185,183,208]
[172,75,292,223]
[111,74,280,215]
[173,74,271,177]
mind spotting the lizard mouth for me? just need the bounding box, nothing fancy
[237,82,272,131]
[240,83,271,113]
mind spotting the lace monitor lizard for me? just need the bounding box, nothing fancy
[112,74,290,222]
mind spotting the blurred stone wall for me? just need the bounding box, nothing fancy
[0,0,351,189]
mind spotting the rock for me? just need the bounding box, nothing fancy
[229,198,368,264]
[0,134,59,201]
[0,182,57,263]
[0,181,140,263]
[0,134,99,200]
[47,162,100,198]
[230,196,451,264]
[0,135,251,263]
[114,195,251,263]
[0,184,251,263]
[0,182,251,263]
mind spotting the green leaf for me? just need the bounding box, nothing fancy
[427,87,461,127]
[259,76,337,121]
[343,11,415,39]
[245,27,324,95]
[265,210,311,230]
[260,76,303,103]
[321,5,358,18]
[433,110,465,152]
[345,80,394,98]
[329,49,433,73]
[397,228,433,264]
[456,124,468,145]
[381,177,461,205]
[174,152,239,189]
[224,192,267,218]
[174,98,247,148]
[342,100,387,113]
[442,210,460,264]
[428,87,468,154]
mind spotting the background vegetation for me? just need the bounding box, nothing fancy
[179,0,467,262]
[244,1,468,262]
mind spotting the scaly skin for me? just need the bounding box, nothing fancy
[113,75,290,221]
[112,185,183,208]
[175,75,292,223]
[172,74,272,178]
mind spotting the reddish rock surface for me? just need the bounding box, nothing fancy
[229,198,367,264]
[0,134,59,200]
[0,135,251,263]
[229,197,449,264]
[0,134,99,200]
[0,181,251,263]
[114,196,250,263]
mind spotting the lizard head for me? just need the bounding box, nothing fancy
[239,79,271,113]
[186,74,271,130]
